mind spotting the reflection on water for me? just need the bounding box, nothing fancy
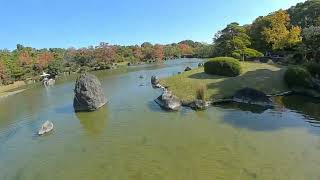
[281,95,320,121]
[215,102,271,114]
[1,59,320,180]
[76,107,108,137]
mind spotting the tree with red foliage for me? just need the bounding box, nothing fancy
[18,51,33,66]
[35,52,54,71]
[95,42,116,64]
[178,43,193,56]
[152,45,164,61]
[133,47,144,60]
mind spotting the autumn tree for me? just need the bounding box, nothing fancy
[262,10,302,50]
[94,42,116,64]
[178,43,193,56]
[133,47,144,60]
[35,52,54,72]
[152,45,164,61]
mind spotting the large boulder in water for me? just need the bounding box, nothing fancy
[155,90,181,111]
[73,73,107,112]
[233,88,273,107]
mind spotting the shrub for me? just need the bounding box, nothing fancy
[204,57,242,77]
[304,62,320,78]
[231,52,241,60]
[284,66,313,88]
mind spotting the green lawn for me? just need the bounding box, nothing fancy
[161,62,288,102]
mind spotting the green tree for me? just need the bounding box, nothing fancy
[214,22,252,59]
[302,26,320,61]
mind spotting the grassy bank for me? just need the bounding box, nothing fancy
[161,62,288,102]
[0,81,27,98]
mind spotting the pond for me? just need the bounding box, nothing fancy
[0,58,320,180]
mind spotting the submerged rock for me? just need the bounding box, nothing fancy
[38,121,54,136]
[233,88,273,107]
[155,90,181,111]
[73,73,107,112]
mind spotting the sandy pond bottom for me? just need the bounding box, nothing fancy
[0,59,320,180]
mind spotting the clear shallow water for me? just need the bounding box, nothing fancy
[1,59,320,180]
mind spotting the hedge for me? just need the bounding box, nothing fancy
[284,66,313,88]
[204,57,242,77]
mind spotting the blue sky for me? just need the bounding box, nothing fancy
[1,0,305,50]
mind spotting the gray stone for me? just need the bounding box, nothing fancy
[198,62,204,67]
[189,99,209,110]
[73,73,107,112]
[155,90,181,111]
[184,66,192,71]
[151,75,160,87]
[233,88,273,107]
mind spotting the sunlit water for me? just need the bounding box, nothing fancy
[1,59,320,180]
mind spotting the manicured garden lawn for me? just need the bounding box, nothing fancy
[161,62,288,102]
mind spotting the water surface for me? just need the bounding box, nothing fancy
[1,59,320,180]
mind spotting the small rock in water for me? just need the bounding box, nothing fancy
[189,99,209,110]
[151,75,160,88]
[38,121,54,136]
[184,66,192,71]
[155,90,181,111]
[73,73,107,112]
[198,62,204,67]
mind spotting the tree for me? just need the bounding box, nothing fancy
[262,10,302,50]
[133,47,144,60]
[249,16,272,52]
[94,42,116,64]
[287,0,320,28]
[47,59,63,76]
[35,52,54,71]
[0,61,11,85]
[141,42,153,48]
[213,22,252,57]
[178,43,193,56]
[302,26,320,61]
[18,51,33,66]
[152,45,164,61]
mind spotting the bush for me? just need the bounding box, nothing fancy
[231,52,241,60]
[284,66,313,88]
[304,62,320,78]
[204,57,242,77]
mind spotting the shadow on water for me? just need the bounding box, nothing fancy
[216,95,320,135]
[75,107,108,137]
[215,102,271,114]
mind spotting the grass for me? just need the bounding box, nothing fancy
[161,62,288,102]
